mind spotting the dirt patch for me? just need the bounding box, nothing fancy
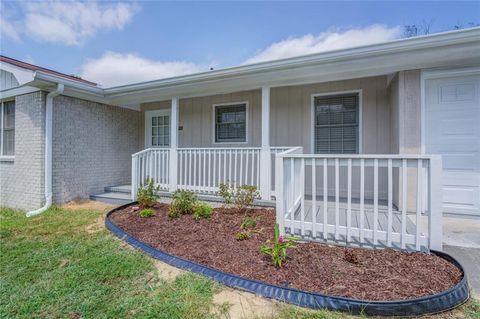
[62,200,115,212]
[85,216,105,233]
[153,260,185,281]
[213,288,277,319]
[109,204,463,301]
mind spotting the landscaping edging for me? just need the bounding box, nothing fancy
[105,202,470,316]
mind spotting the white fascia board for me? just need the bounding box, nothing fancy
[0,62,35,85]
[104,27,480,96]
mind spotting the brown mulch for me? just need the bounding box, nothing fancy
[109,204,462,301]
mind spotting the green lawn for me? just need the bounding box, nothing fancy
[1,205,478,319]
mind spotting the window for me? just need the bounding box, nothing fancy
[314,93,359,154]
[215,103,247,143]
[151,115,170,147]
[1,100,15,157]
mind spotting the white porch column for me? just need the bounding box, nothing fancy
[169,97,179,192]
[259,86,271,200]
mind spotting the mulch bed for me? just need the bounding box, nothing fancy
[109,204,462,301]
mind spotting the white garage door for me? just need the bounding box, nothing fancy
[425,73,480,216]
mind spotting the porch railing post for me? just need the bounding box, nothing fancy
[428,155,443,251]
[131,155,137,201]
[275,154,285,236]
[259,86,271,200]
[169,97,179,192]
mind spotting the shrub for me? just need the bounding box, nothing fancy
[259,224,296,268]
[217,183,259,213]
[240,216,257,230]
[137,177,160,208]
[168,190,198,218]
[139,208,155,218]
[193,203,213,220]
[235,231,251,241]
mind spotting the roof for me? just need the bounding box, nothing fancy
[0,55,97,86]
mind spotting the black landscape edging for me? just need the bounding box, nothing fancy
[105,202,470,316]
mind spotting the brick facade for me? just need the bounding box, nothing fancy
[0,91,46,211]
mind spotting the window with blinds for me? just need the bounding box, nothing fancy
[215,104,246,142]
[1,101,15,156]
[314,93,359,154]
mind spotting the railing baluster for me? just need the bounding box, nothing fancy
[300,158,305,237]
[347,158,352,243]
[387,159,393,247]
[240,150,243,186]
[335,158,340,241]
[373,158,379,245]
[323,158,328,241]
[402,159,407,249]
[416,159,423,251]
[290,158,295,235]
[311,158,316,239]
[360,158,365,244]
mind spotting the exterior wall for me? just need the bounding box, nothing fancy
[0,70,19,90]
[0,91,46,210]
[270,76,390,153]
[52,96,142,203]
[397,70,422,154]
[141,90,262,148]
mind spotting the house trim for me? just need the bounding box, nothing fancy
[310,90,363,154]
[211,101,250,145]
[420,66,480,154]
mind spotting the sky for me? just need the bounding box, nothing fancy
[1,1,479,87]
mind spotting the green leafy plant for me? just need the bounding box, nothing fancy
[139,208,155,218]
[168,190,198,218]
[240,216,257,230]
[193,202,213,220]
[260,224,296,268]
[235,231,251,241]
[217,183,259,213]
[137,177,160,208]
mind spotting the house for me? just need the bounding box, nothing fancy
[1,28,479,251]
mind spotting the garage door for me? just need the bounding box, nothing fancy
[425,73,480,216]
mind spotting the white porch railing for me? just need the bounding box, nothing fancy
[177,147,261,194]
[131,148,170,197]
[275,152,443,251]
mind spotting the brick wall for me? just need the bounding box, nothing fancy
[0,91,46,211]
[52,96,142,203]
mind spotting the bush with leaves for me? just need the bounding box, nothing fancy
[137,177,160,208]
[260,224,296,268]
[139,208,155,218]
[235,231,251,241]
[240,216,257,230]
[193,202,213,220]
[168,190,198,218]
[217,182,259,213]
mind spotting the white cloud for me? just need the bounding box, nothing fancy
[81,52,205,87]
[23,1,139,45]
[0,15,21,42]
[245,25,401,64]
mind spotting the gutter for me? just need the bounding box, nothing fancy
[26,83,64,217]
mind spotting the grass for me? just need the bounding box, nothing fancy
[1,204,478,319]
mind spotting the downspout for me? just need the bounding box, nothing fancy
[26,84,64,217]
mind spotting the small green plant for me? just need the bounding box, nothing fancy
[168,190,198,218]
[193,202,213,220]
[139,208,155,218]
[217,182,259,213]
[137,177,160,208]
[235,231,251,241]
[260,224,296,268]
[240,216,257,230]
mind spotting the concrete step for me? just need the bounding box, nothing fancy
[104,184,131,194]
[90,191,131,206]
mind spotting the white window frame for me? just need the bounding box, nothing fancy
[212,101,249,145]
[310,90,363,154]
[0,99,15,161]
[145,109,171,148]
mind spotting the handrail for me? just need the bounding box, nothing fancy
[277,153,441,160]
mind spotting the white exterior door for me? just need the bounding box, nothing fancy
[425,73,480,216]
[145,110,170,148]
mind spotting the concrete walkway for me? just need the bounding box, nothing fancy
[442,216,480,297]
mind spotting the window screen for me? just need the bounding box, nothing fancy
[314,94,359,154]
[215,104,246,142]
[1,101,15,156]
[151,115,169,146]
